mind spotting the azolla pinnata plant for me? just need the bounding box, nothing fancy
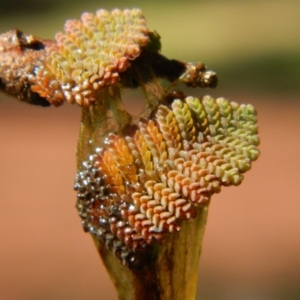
[74,96,259,268]
[0,8,259,300]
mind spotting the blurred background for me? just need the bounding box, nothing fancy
[0,0,299,299]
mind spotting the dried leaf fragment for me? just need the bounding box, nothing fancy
[0,29,51,106]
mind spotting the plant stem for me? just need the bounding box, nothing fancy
[76,85,132,166]
[94,205,209,300]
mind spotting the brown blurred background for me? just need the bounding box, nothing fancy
[0,0,299,299]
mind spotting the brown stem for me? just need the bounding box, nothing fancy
[94,205,209,300]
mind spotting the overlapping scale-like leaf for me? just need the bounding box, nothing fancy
[31,9,149,106]
[74,95,259,265]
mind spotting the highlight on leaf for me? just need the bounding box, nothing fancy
[74,95,259,267]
